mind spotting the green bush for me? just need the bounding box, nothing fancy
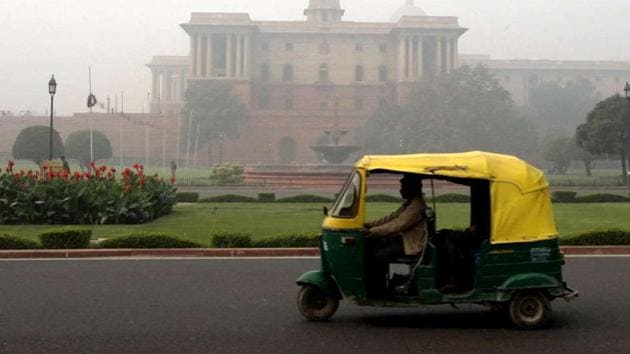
[366,194,402,203]
[276,194,334,203]
[0,234,39,249]
[574,193,630,203]
[430,193,471,203]
[552,191,577,203]
[258,193,276,202]
[38,228,92,249]
[560,229,630,245]
[211,163,244,186]
[65,129,112,169]
[252,233,320,248]
[98,232,201,248]
[211,232,253,248]
[12,125,64,163]
[176,192,200,203]
[199,194,258,203]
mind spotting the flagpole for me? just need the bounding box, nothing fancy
[88,66,94,162]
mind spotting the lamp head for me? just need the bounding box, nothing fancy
[48,75,57,95]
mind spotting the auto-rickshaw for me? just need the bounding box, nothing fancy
[296,151,578,329]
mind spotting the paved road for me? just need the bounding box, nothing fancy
[1,257,629,353]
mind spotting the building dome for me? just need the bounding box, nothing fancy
[390,0,427,22]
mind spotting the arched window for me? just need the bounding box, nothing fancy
[379,65,388,82]
[279,136,296,163]
[319,63,329,82]
[283,64,293,82]
[355,65,364,82]
[260,64,269,82]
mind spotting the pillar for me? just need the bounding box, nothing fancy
[244,34,251,79]
[206,34,213,77]
[452,38,459,68]
[398,36,405,80]
[226,34,233,77]
[445,38,452,74]
[417,36,423,78]
[406,36,413,79]
[190,35,198,77]
[236,34,243,77]
[435,37,442,74]
[180,70,186,99]
[196,35,204,77]
[165,71,172,100]
[152,69,159,102]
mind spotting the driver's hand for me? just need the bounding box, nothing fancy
[362,227,371,237]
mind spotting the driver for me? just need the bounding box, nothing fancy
[364,174,428,261]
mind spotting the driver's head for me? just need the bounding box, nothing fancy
[399,174,423,199]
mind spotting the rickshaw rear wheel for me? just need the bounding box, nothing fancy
[297,285,339,321]
[509,291,551,329]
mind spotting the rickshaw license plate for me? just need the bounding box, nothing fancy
[530,247,552,263]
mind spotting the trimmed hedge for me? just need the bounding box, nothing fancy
[200,194,258,203]
[38,228,92,249]
[211,232,253,248]
[252,233,320,248]
[258,193,276,202]
[560,230,630,245]
[98,232,201,248]
[552,191,577,203]
[0,234,39,249]
[432,193,471,203]
[366,194,402,203]
[276,194,334,203]
[176,192,199,203]
[574,194,630,203]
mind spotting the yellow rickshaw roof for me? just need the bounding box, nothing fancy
[355,151,548,193]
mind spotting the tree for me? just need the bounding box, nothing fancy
[363,65,538,157]
[542,136,573,174]
[65,130,113,170]
[576,94,630,184]
[528,77,599,133]
[184,80,249,167]
[12,125,64,164]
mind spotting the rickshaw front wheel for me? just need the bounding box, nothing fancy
[297,285,339,321]
[508,291,551,329]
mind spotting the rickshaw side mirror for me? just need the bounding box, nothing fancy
[323,206,329,216]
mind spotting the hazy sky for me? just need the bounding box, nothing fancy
[1,0,629,115]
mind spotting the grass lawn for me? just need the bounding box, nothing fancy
[2,202,630,247]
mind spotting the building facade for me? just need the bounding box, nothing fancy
[147,0,467,164]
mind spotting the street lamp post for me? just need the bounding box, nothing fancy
[48,75,57,161]
[624,81,630,188]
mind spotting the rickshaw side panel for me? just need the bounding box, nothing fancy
[321,229,368,303]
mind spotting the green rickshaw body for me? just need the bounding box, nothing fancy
[296,151,577,326]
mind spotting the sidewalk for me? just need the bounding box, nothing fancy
[0,246,629,259]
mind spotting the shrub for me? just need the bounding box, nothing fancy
[211,232,253,248]
[0,234,39,249]
[552,191,577,203]
[431,193,471,203]
[98,232,201,248]
[211,163,244,186]
[560,230,630,245]
[65,129,112,169]
[574,193,630,203]
[276,194,334,203]
[176,192,200,203]
[366,194,402,203]
[199,194,258,203]
[258,193,276,202]
[12,125,64,163]
[252,233,320,248]
[38,228,92,249]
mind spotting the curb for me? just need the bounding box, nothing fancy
[0,246,628,259]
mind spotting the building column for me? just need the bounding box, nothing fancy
[180,70,187,99]
[196,35,204,77]
[398,36,405,81]
[152,69,159,102]
[158,70,164,100]
[435,37,442,74]
[406,36,413,79]
[226,34,233,77]
[236,34,243,77]
[206,34,213,77]
[417,36,424,78]
[190,35,198,77]
[445,38,452,74]
[244,34,251,79]
[452,38,459,68]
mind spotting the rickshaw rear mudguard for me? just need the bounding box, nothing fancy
[495,272,568,301]
[296,270,343,299]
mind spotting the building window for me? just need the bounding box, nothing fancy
[379,65,388,82]
[284,99,293,110]
[319,43,330,55]
[319,63,329,82]
[260,64,270,82]
[355,65,364,82]
[320,102,329,111]
[279,136,296,163]
[380,44,388,53]
[285,43,293,51]
[261,42,269,51]
[355,98,364,111]
[283,64,293,82]
[259,91,269,109]
[355,43,363,52]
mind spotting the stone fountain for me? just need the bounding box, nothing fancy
[310,101,360,164]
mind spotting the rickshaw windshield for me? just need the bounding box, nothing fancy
[330,172,361,218]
